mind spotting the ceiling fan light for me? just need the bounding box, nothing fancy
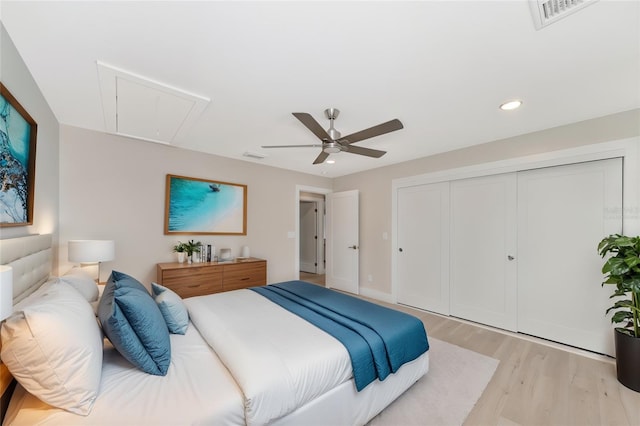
[324,146,341,154]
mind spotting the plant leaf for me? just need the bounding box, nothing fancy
[611,310,633,323]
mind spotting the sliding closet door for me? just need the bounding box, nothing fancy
[450,173,518,331]
[396,183,450,314]
[517,158,622,356]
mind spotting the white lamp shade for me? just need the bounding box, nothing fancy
[0,265,13,321]
[68,240,115,263]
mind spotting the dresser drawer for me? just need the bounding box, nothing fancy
[161,267,223,298]
[222,261,266,291]
[156,259,267,297]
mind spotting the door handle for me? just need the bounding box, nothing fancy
[399,248,403,252]
[507,255,515,261]
[348,245,358,250]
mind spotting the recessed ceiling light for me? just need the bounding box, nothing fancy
[326,160,336,164]
[499,100,523,111]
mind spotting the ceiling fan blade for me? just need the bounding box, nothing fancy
[344,145,387,158]
[313,151,330,164]
[293,112,332,141]
[261,144,322,148]
[337,119,403,145]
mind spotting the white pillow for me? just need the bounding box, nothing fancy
[59,267,99,302]
[0,282,103,415]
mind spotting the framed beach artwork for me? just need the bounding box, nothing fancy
[0,83,38,227]
[164,174,247,235]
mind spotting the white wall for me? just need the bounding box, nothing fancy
[334,109,640,298]
[59,125,332,286]
[0,24,60,273]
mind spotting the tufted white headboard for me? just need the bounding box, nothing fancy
[0,234,52,304]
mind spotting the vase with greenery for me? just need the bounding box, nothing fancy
[172,242,188,263]
[598,233,640,391]
[184,239,202,263]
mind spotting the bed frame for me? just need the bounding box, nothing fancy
[0,234,53,423]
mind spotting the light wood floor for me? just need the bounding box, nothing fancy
[299,272,326,285]
[386,303,640,426]
[299,272,640,425]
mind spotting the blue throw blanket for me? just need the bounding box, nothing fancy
[250,281,429,391]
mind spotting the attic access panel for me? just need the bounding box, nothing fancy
[97,61,209,145]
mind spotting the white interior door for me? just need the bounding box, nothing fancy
[450,173,518,331]
[326,190,359,294]
[517,158,623,356]
[300,201,317,274]
[396,183,450,314]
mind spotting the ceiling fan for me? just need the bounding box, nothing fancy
[261,108,404,164]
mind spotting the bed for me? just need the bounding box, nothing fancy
[0,234,429,425]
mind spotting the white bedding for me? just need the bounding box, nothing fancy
[185,289,353,425]
[3,324,244,425]
[4,288,429,426]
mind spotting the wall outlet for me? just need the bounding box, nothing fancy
[368,274,373,282]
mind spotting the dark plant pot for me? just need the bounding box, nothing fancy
[615,328,640,392]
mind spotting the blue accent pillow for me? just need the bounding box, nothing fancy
[151,282,189,335]
[98,271,171,376]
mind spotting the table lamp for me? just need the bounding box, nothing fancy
[68,240,115,283]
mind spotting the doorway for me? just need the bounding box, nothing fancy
[299,190,326,285]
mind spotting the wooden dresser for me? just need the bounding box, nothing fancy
[156,258,267,298]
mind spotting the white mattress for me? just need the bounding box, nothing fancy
[3,324,245,426]
[185,289,353,425]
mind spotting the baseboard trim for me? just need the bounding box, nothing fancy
[359,287,394,303]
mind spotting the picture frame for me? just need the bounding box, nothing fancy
[164,174,247,235]
[0,83,38,227]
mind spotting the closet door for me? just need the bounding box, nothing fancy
[396,182,450,314]
[517,158,623,356]
[450,173,517,331]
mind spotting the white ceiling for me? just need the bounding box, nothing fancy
[1,1,639,178]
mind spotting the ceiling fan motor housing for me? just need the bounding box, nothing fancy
[323,142,342,154]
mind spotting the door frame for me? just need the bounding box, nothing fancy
[295,185,332,279]
[391,137,640,303]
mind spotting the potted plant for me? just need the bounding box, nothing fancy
[184,239,202,263]
[598,234,640,391]
[172,242,188,263]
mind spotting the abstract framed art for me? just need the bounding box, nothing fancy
[164,174,247,235]
[0,83,38,227]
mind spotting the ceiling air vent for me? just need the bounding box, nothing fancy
[529,0,599,30]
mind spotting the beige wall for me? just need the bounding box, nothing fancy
[0,24,60,272]
[334,109,640,297]
[59,125,332,285]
